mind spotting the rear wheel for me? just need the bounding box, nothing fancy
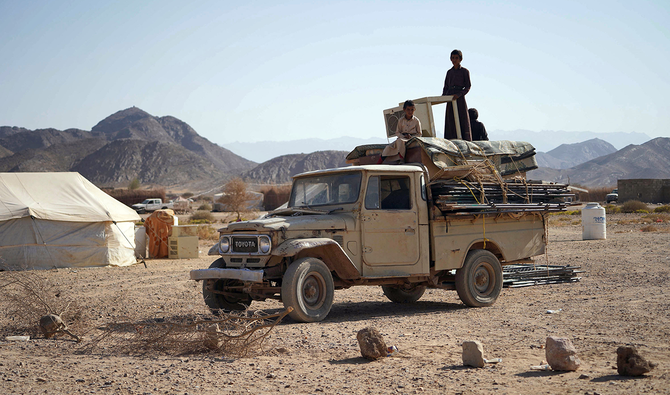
[281,258,334,322]
[202,258,252,314]
[455,250,502,307]
[382,284,426,303]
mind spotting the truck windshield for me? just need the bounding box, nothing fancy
[289,172,362,207]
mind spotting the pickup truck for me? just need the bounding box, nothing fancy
[606,189,618,204]
[190,162,565,322]
[131,198,173,214]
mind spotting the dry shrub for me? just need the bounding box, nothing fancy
[576,185,613,203]
[198,203,212,211]
[548,215,572,227]
[640,225,669,233]
[642,213,670,222]
[197,224,219,241]
[0,271,88,338]
[604,204,621,214]
[261,184,291,211]
[621,200,649,213]
[654,205,670,213]
[78,308,291,357]
[189,210,214,223]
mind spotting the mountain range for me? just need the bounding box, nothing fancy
[534,138,617,169]
[222,130,651,163]
[2,108,669,192]
[0,108,255,188]
[527,137,670,187]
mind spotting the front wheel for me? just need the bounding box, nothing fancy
[455,250,502,307]
[202,258,252,314]
[382,284,426,303]
[281,258,334,322]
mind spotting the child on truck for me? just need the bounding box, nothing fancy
[381,100,422,163]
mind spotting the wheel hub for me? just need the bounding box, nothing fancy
[302,275,324,307]
[474,265,491,293]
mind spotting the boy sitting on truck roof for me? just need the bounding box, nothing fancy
[381,100,422,163]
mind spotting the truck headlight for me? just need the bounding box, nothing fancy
[259,236,271,253]
[219,236,230,253]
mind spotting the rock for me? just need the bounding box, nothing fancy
[617,346,656,376]
[356,327,387,360]
[203,324,222,350]
[545,336,581,371]
[462,341,485,368]
[39,314,65,338]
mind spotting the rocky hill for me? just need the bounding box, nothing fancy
[528,137,670,187]
[242,151,349,184]
[0,108,256,188]
[535,138,617,169]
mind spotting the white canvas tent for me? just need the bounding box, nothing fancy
[0,172,141,270]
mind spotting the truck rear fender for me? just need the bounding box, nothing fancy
[467,240,504,262]
[273,238,361,280]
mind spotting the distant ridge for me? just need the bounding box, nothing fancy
[242,151,349,184]
[0,107,256,188]
[527,137,670,187]
[535,138,617,169]
[490,130,649,152]
[224,137,388,163]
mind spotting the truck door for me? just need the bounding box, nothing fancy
[361,174,420,272]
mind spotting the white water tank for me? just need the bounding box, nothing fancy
[582,202,606,240]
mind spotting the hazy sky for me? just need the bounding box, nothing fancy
[1,0,668,146]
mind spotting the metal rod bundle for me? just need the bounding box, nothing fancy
[502,264,583,288]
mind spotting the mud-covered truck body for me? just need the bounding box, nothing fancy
[191,142,568,322]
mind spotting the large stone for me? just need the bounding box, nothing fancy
[617,346,656,376]
[39,314,65,339]
[546,336,581,371]
[356,327,387,360]
[462,340,485,368]
[203,323,222,350]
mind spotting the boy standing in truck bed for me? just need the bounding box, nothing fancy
[381,100,422,163]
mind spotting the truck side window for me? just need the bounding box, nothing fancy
[365,176,411,210]
[365,176,380,209]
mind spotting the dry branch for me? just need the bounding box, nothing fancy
[78,308,292,357]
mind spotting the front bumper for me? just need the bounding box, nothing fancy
[189,268,264,283]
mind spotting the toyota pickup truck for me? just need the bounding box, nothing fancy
[190,157,567,322]
[131,198,173,214]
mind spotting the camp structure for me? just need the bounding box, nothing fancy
[0,172,141,270]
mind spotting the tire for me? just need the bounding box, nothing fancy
[382,284,426,303]
[455,250,502,307]
[202,258,252,314]
[281,257,334,323]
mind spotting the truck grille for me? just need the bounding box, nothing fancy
[231,236,258,253]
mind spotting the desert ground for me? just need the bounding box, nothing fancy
[1,212,669,395]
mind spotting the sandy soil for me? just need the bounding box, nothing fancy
[1,213,669,394]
